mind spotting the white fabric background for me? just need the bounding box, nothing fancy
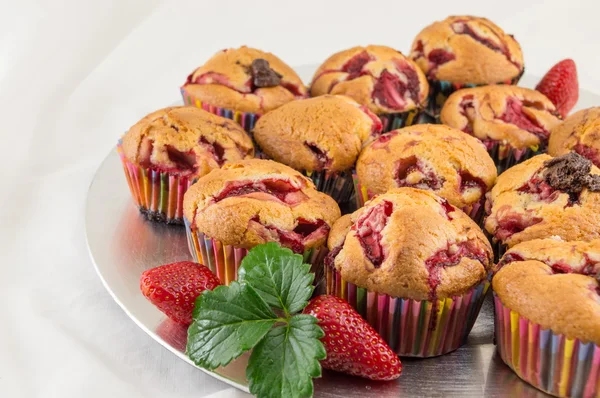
[1,1,599,397]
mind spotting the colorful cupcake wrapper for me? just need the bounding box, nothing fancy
[379,108,425,132]
[426,72,524,118]
[494,294,600,397]
[325,265,490,357]
[184,218,327,286]
[180,87,260,133]
[487,141,542,175]
[352,172,486,226]
[303,169,355,204]
[117,144,192,224]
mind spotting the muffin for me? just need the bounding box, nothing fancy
[410,15,524,116]
[493,238,600,397]
[441,85,562,172]
[354,124,496,223]
[181,46,307,133]
[484,153,600,258]
[252,95,383,202]
[549,107,600,167]
[182,159,341,284]
[118,106,254,224]
[325,188,493,357]
[309,45,429,131]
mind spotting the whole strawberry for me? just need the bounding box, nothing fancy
[535,59,579,118]
[303,295,401,381]
[140,261,221,325]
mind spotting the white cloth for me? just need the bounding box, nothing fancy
[1,1,599,397]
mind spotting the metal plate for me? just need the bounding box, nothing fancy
[85,67,599,397]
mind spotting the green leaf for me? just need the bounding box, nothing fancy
[186,282,278,370]
[238,242,315,315]
[246,314,326,398]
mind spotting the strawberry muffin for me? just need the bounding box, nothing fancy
[441,86,562,172]
[549,107,600,167]
[183,159,341,284]
[181,46,307,132]
[355,124,496,223]
[119,106,254,224]
[325,188,493,357]
[310,45,429,131]
[252,95,383,202]
[484,153,600,258]
[493,238,600,397]
[410,15,524,116]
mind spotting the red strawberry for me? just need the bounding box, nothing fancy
[535,59,579,118]
[140,261,221,325]
[303,295,401,381]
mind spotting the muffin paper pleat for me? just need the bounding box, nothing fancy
[184,218,327,286]
[379,108,426,132]
[487,141,542,175]
[180,87,260,133]
[303,169,355,204]
[494,294,600,397]
[326,265,490,357]
[352,172,487,226]
[118,144,192,224]
[426,72,524,118]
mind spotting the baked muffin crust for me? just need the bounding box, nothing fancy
[327,188,493,300]
[253,95,383,173]
[356,124,496,209]
[121,106,254,178]
[549,107,600,167]
[183,46,307,114]
[183,159,341,252]
[310,45,429,114]
[440,86,561,150]
[410,16,524,84]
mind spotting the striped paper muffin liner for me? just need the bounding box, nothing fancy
[303,169,355,204]
[118,144,192,225]
[379,108,425,132]
[184,219,328,287]
[487,141,542,175]
[352,172,486,226]
[426,72,523,118]
[325,265,490,357]
[494,294,600,397]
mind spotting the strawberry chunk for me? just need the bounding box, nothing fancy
[535,59,579,118]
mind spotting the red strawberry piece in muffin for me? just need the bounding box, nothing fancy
[549,107,600,168]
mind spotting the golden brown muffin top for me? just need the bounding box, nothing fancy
[410,15,524,84]
[310,45,429,115]
[182,46,307,114]
[356,124,496,209]
[493,239,600,344]
[183,159,341,252]
[253,95,383,173]
[485,153,600,247]
[549,107,600,168]
[121,106,254,178]
[326,188,493,300]
[440,86,562,150]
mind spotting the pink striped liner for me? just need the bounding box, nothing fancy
[326,265,489,357]
[494,294,600,397]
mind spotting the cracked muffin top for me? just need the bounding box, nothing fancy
[410,15,524,84]
[493,238,600,344]
[182,46,307,114]
[356,124,496,209]
[252,95,383,173]
[484,153,600,248]
[440,86,562,150]
[549,107,600,168]
[309,45,429,115]
[326,188,493,300]
[121,106,254,178]
[182,159,341,253]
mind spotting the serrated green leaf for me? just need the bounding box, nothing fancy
[186,281,278,370]
[246,314,326,398]
[238,242,315,315]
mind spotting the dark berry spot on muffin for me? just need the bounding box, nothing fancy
[165,145,197,172]
[451,21,520,69]
[412,40,425,59]
[499,98,548,139]
[371,131,399,149]
[493,208,543,241]
[324,245,343,269]
[359,106,383,136]
[459,171,487,194]
[427,49,456,72]
[138,137,155,168]
[495,252,525,272]
[279,81,306,97]
[214,178,309,205]
[439,198,455,220]
[573,143,600,168]
[458,94,475,134]
[518,176,561,203]
[353,200,393,267]
[251,59,282,89]
[342,51,374,79]
[304,142,331,171]
[372,66,421,111]
[199,136,226,166]
[248,216,329,254]
[394,156,444,191]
